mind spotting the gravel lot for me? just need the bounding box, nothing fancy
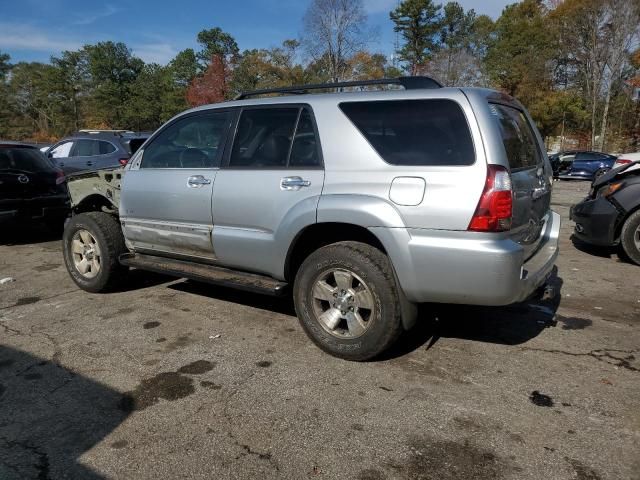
[1,180,639,480]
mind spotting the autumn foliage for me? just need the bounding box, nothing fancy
[185,54,229,106]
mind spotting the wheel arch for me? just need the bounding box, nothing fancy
[284,222,387,283]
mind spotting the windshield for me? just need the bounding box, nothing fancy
[0,147,55,172]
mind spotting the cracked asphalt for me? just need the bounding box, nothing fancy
[1,180,639,479]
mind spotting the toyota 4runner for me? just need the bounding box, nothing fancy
[62,76,560,361]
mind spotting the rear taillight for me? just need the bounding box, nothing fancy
[468,165,513,232]
[55,169,66,185]
[119,158,129,166]
[615,159,632,167]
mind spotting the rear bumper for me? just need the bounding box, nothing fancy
[570,196,619,246]
[371,211,561,306]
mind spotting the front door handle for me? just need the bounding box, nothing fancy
[187,175,212,188]
[281,176,311,190]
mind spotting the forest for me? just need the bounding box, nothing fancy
[0,0,639,152]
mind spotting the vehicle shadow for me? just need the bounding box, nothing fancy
[168,280,297,316]
[0,222,63,246]
[166,270,564,361]
[0,345,130,479]
[380,269,564,360]
[570,235,617,259]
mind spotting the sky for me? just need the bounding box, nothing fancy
[0,0,512,65]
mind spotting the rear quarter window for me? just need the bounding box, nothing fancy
[339,99,475,166]
[490,104,541,170]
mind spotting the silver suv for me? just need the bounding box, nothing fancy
[62,77,560,361]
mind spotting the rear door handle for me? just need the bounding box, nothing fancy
[281,176,311,190]
[187,175,212,188]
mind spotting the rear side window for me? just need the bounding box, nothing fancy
[339,99,475,166]
[0,147,54,172]
[73,139,99,157]
[490,104,541,170]
[98,141,116,155]
[230,108,299,168]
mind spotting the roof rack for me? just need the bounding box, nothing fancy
[234,76,442,100]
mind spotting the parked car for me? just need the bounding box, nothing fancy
[555,150,617,181]
[45,130,149,175]
[60,76,560,361]
[571,160,640,264]
[613,152,640,169]
[0,142,69,230]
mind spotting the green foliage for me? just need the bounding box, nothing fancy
[390,0,442,74]
[196,27,239,66]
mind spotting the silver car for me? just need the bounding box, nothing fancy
[61,77,560,361]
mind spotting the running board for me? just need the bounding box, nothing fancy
[119,253,288,296]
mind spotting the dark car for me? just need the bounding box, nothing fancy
[45,130,149,175]
[570,161,640,265]
[0,142,69,230]
[553,150,617,181]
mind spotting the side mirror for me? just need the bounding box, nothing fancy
[47,152,53,159]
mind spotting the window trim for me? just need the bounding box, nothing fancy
[338,98,477,168]
[137,109,235,170]
[221,103,324,170]
[70,139,119,158]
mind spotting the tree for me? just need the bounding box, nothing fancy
[303,0,370,82]
[196,27,239,68]
[0,51,12,138]
[186,54,228,106]
[50,50,89,131]
[435,2,476,85]
[390,0,442,75]
[83,41,144,127]
[169,48,199,87]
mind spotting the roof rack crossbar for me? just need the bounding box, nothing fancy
[234,76,442,100]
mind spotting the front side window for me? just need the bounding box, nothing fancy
[229,108,299,168]
[50,141,73,158]
[490,104,541,170]
[340,99,475,166]
[141,112,231,168]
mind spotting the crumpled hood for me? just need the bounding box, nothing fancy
[592,161,640,188]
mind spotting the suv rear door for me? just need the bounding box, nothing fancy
[211,105,325,278]
[489,103,551,260]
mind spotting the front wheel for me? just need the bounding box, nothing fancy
[620,210,640,266]
[293,241,403,361]
[62,212,128,292]
[594,168,609,179]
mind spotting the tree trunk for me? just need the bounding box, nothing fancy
[598,83,612,152]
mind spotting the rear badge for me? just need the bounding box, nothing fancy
[17,175,29,184]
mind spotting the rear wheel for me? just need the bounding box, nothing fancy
[63,212,128,292]
[293,241,403,361]
[620,210,640,266]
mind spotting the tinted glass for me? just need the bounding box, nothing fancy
[50,141,73,158]
[98,140,116,155]
[73,139,100,157]
[0,147,54,172]
[339,99,474,166]
[289,109,320,167]
[142,112,231,169]
[230,108,298,168]
[490,104,541,169]
[576,152,606,161]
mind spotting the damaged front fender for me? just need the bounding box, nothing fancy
[66,168,123,213]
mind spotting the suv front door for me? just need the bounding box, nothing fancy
[120,110,233,260]
[212,106,325,278]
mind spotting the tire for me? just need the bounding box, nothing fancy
[62,212,128,292]
[620,210,640,266]
[293,241,403,361]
